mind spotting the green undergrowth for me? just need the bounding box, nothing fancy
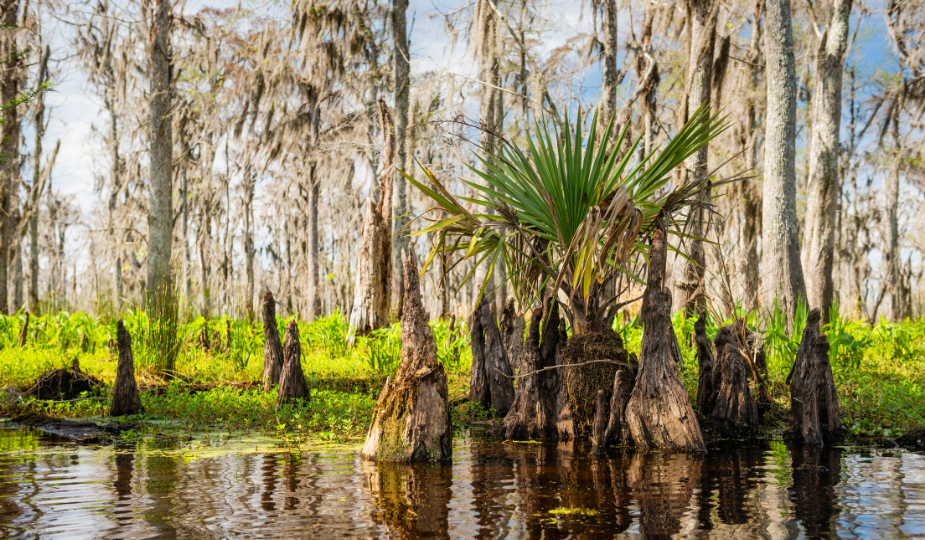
[1,302,923,442]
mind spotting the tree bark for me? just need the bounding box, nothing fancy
[694,314,715,413]
[111,320,143,416]
[361,245,452,462]
[591,390,608,454]
[349,98,393,338]
[468,301,490,409]
[786,308,842,445]
[802,0,853,321]
[277,320,309,406]
[147,0,173,310]
[672,0,717,315]
[476,298,515,416]
[498,297,525,374]
[625,229,706,452]
[762,0,807,320]
[710,344,759,428]
[244,169,256,321]
[390,0,411,318]
[599,0,618,142]
[603,369,633,447]
[261,291,284,391]
[0,0,21,314]
[502,305,559,440]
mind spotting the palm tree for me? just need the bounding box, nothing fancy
[405,105,737,337]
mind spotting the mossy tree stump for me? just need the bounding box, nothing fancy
[262,291,284,391]
[110,320,143,416]
[361,246,452,462]
[625,229,705,452]
[277,321,309,407]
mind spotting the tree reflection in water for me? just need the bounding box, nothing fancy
[788,442,842,538]
[363,460,453,538]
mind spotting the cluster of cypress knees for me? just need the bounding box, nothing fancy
[109,230,842,463]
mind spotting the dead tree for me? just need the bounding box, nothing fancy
[603,369,633,447]
[262,291,284,391]
[361,245,452,462]
[710,344,759,428]
[499,297,525,374]
[625,229,706,451]
[786,308,842,445]
[502,306,559,440]
[694,314,715,413]
[110,320,143,416]
[276,320,309,407]
[468,298,515,416]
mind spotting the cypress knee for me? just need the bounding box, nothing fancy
[604,369,633,447]
[503,306,558,440]
[710,344,759,428]
[625,229,706,452]
[262,291,284,391]
[499,297,525,374]
[786,308,842,445]
[477,300,515,416]
[469,303,490,408]
[110,320,143,416]
[591,390,608,454]
[361,245,452,462]
[694,314,715,414]
[277,321,309,407]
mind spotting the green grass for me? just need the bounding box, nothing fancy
[1,303,923,444]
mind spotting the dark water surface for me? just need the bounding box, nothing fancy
[0,427,923,539]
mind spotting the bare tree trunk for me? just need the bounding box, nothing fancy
[390,0,411,319]
[147,0,173,308]
[762,0,807,320]
[307,163,320,319]
[29,45,50,312]
[244,168,256,321]
[598,0,618,136]
[361,244,452,462]
[884,128,902,321]
[0,0,22,314]
[672,0,717,315]
[473,0,500,308]
[182,167,191,302]
[802,0,853,321]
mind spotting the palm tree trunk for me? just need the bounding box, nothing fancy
[762,0,806,321]
[802,0,853,321]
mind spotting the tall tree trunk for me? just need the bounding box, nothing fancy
[884,134,901,321]
[0,0,21,314]
[599,0,618,142]
[307,163,320,319]
[739,0,763,310]
[473,0,500,308]
[762,0,807,320]
[182,167,191,302]
[106,71,122,311]
[672,0,717,315]
[147,0,173,308]
[390,0,411,318]
[802,0,853,321]
[244,168,255,321]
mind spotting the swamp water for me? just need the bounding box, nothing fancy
[0,426,923,539]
